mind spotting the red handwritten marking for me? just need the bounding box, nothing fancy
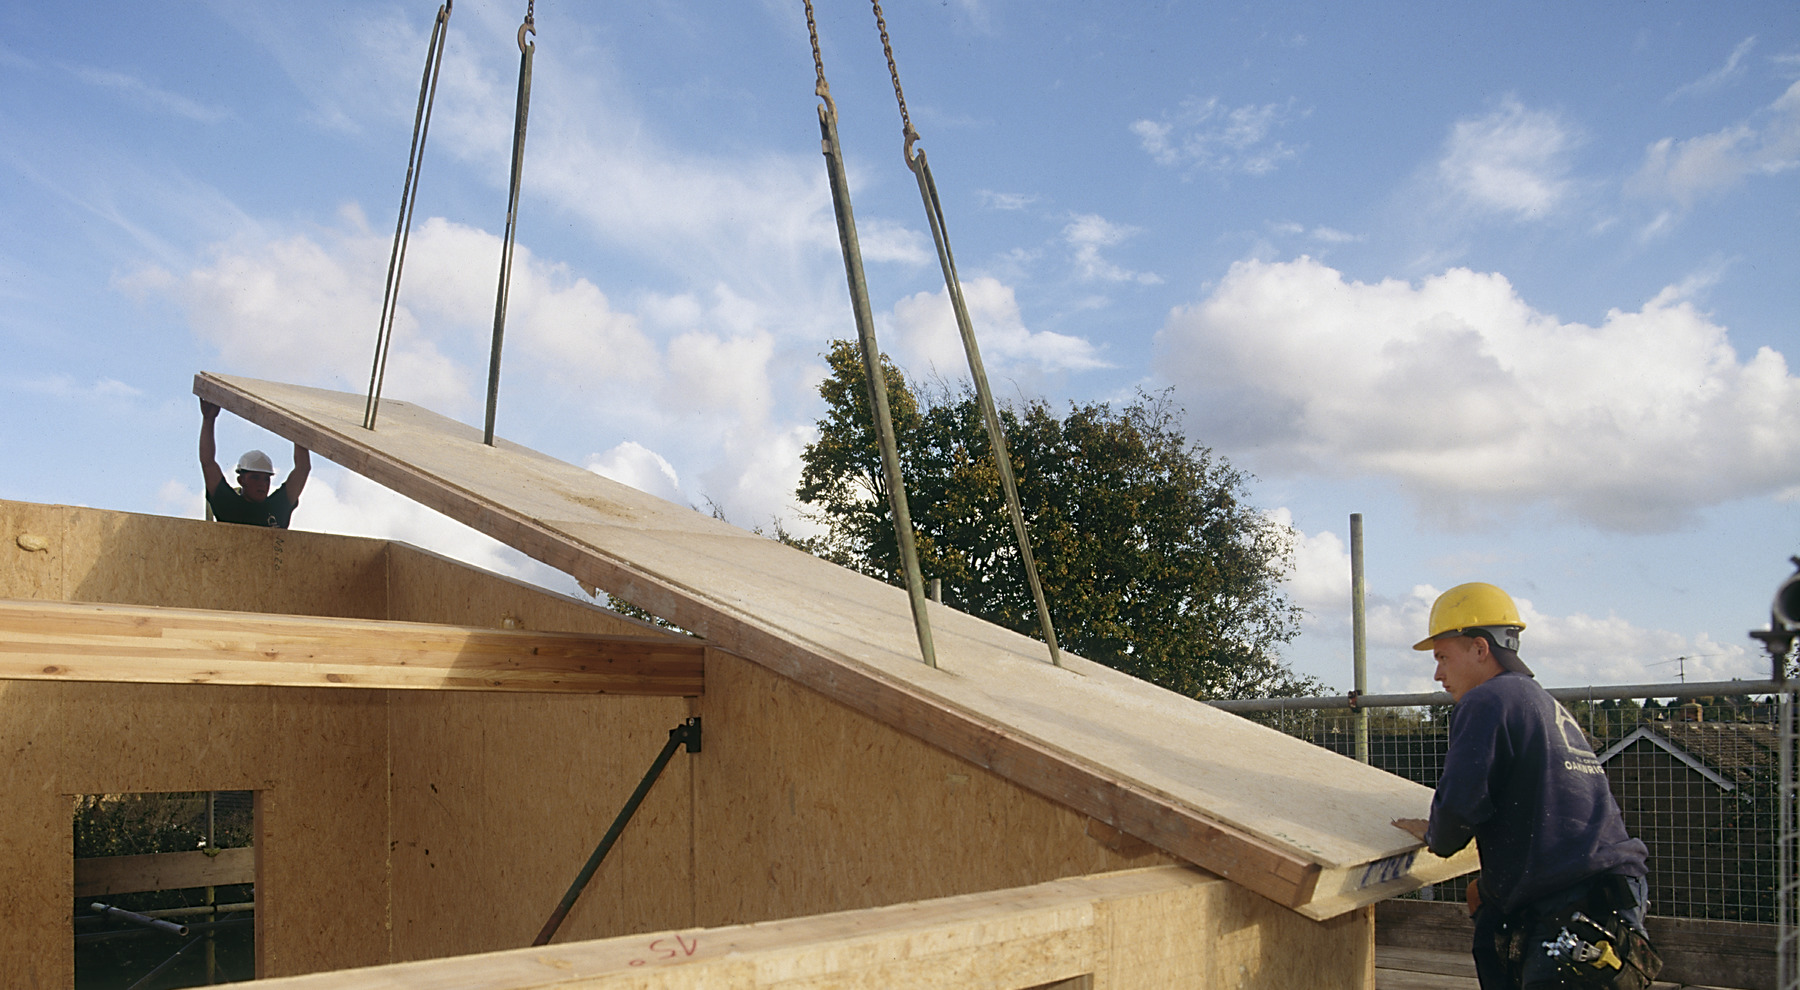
[629,934,701,967]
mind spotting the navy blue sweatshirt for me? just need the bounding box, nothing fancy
[1427,672,1647,913]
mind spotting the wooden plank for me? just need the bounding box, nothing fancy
[75,845,255,897]
[209,865,1375,990]
[194,373,1475,918]
[0,598,705,695]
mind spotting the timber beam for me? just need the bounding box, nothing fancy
[0,598,705,695]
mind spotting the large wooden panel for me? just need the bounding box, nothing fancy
[692,650,1172,928]
[196,373,1474,917]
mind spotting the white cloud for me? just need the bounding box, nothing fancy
[1275,519,1760,692]
[1132,96,1304,175]
[1062,214,1162,285]
[887,276,1109,379]
[1437,97,1577,221]
[1630,80,1800,206]
[64,64,231,123]
[1667,36,1757,102]
[979,190,1037,211]
[158,211,657,416]
[587,442,684,505]
[15,376,143,400]
[1156,256,1800,531]
[855,218,932,266]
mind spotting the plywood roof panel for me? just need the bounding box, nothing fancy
[195,372,1474,917]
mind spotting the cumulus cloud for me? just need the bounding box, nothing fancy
[1276,514,1759,693]
[149,210,656,416]
[1437,97,1578,220]
[1630,79,1800,206]
[1156,256,1800,531]
[1131,96,1304,175]
[587,441,684,505]
[886,276,1108,379]
[1063,214,1162,285]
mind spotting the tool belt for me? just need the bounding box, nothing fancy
[1494,874,1662,989]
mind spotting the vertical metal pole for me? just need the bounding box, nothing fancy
[1351,513,1368,764]
[1780,644,1797,989]
[814,83,936,669]
[205,791,217,983]
[930,578,942,604]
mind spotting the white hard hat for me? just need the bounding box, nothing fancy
[236,450,275,474]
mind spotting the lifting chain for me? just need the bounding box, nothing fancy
[869,0,919,162]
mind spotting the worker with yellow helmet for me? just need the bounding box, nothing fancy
[1397,583,1657,989]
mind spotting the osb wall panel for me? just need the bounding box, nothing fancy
[1098,879,1374,989]
[692,651,1173,928]
[0,681,390,984]
[0,499,388,619]
[387,691,695,961]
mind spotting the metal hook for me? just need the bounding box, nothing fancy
[518,18,535,53]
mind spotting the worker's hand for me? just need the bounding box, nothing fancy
[1391,818,1428,842]
[1466,879,1482,917]
[200,399,220,419]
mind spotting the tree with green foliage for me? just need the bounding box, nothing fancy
[796,339,1322,700]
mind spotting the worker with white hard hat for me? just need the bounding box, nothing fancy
[199,398,310,528]
[1394,583,1657,989]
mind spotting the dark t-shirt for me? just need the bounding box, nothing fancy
[208,482,297,529]
[1426,672,1647,912]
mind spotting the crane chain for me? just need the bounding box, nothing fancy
[869,0,918,156]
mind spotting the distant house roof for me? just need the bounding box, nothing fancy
[1596,720,1778,792]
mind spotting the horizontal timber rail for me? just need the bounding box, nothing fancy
[0,598,706,695]
[1208,679,1784,713]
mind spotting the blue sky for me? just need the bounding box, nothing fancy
[3,1,1797,694]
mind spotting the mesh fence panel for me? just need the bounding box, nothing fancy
[1248,693,1788,921]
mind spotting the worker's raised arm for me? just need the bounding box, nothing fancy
[287,444,311,501]
[199,399,226,496]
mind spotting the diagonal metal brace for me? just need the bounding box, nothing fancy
[532,717,701,946]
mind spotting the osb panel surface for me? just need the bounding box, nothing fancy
[1099,881,1374,989]
[692,651,1171,928]
[388,691,695,960]
[0,681,389,984]
[0,498,388,618]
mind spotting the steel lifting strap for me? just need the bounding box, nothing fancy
[484,0,536,446]
[803,0,937,669]
[869,1,1064,667]
[365,1,454,431]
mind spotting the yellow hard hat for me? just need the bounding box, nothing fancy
[1413,582,1526,651]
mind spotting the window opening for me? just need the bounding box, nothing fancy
[73,791,255,988]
